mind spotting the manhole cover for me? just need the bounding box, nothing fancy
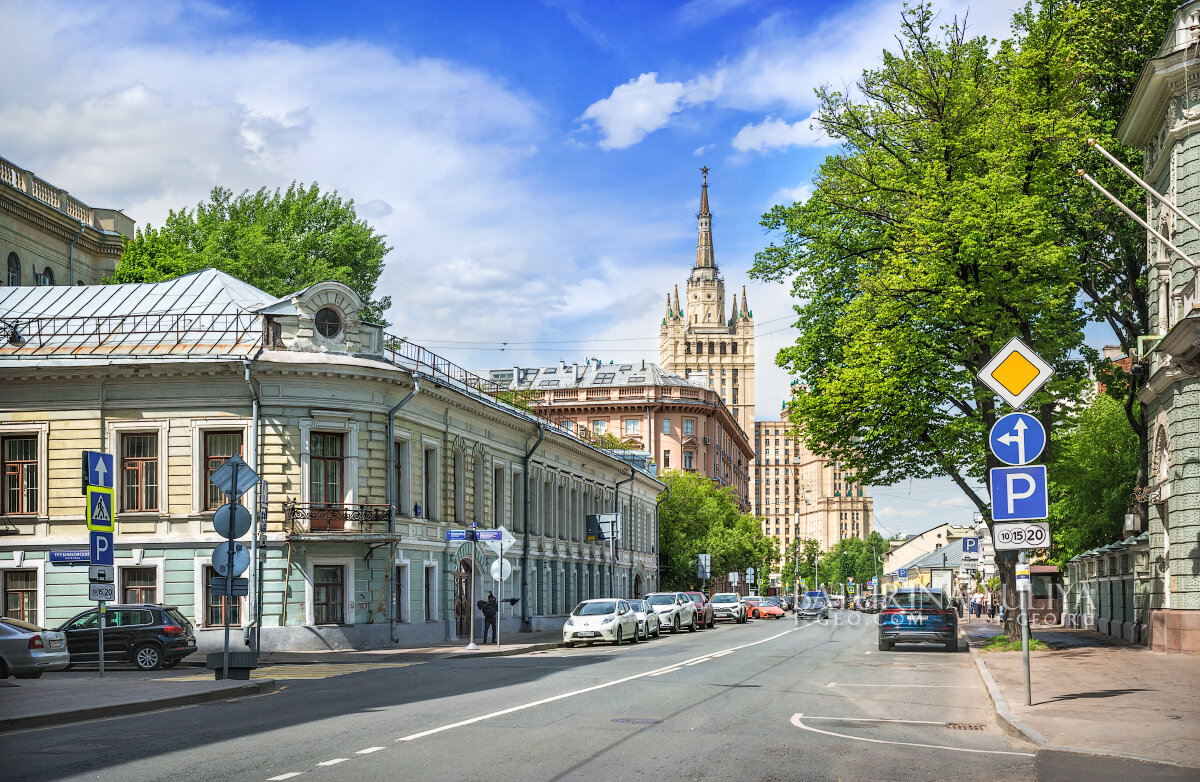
[610,718,662,725]
[39,741,111,753]
[946,723,987,731]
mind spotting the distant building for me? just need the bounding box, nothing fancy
[659,169,756,437]
[487,360,752,510]
[1,153,134,286]
[882,523,975,583]
[754,419,874,559]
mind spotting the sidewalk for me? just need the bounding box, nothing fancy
[962,618,1200,770]
[0,630,564,733]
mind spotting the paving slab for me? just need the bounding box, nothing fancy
[962,619,1200,770]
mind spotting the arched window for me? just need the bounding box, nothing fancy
[731,342,738,354]
[720,342,727,355]
[708,340,715,354]
[36,266,54,286]
[6,252,19,286]
[696,341,703,354]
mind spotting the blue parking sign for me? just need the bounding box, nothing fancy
[898,568,907,579]
[90,531,114,566]
[990,466,1049,521]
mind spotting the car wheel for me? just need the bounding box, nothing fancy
[708,617,715,629]
[630,625,640,644]
[878,638,892,652]
[14,670,43,679]
[134,643,163,671]
[654,625,661,638]
[614,627,623,646]
[688,615,697,632]
[673,616,680,634]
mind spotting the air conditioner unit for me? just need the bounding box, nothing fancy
[703,437,711,445]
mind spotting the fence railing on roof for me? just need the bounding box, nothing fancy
[0,311,262,357]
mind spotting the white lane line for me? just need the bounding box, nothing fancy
[790,714,1034,757]
[355,747,386,755]
[826,682,973,688]
[648,667,682,677]
[397,627,802,742]
[267,773,304,781]
[316,758,348,766]
[683,659,709,666]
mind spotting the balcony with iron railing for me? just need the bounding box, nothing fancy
[284,502,400,541]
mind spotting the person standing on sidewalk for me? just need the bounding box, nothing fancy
[970,590,983,619]
[987,592,997,622]
[478,592,499,644]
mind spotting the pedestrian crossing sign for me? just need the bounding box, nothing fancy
[86,486,115,532]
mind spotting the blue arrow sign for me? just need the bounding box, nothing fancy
[90,531,114,566]
[83,451,114,490]
[988,412,1046,466]
[990,465,1049,521]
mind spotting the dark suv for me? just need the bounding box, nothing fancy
[57,604,197,671]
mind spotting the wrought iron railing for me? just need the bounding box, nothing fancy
[284,502,393,534]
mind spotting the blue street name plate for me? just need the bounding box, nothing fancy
[50,550,91,564]
[446,530,467,541]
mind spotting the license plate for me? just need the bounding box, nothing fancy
[48,639,64,649]
[903,614,926,623]
[575,631,598,637]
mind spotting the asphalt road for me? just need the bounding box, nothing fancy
[3,612,1037,781]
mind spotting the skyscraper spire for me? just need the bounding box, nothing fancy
[695,166,715,269]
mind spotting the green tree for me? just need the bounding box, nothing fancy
[594,432,640,450]
[780,538,820,592]
[1047,393,1139,564]
[750,4,1091,635]
[113,183,392,321]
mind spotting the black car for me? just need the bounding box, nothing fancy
[877,589,958,652]
[57,604,197,670]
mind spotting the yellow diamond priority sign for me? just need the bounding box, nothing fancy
[978,337,1053,409]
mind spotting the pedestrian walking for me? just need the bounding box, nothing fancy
[987,593,997,621]
[478,592,499,644]
[970,590,983,619]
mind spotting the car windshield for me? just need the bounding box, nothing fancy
[711,594,736,603]
[800,598,826,608]
[574,601,616,616]
[891,592,946,609]
[647,594,676,606]
[628,601,646,612]
[744,599,764,605]
[1,617,42,632]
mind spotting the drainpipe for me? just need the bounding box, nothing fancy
[67,222,84,285]
[241,361,261,651]
[387,373,420,643]
[613,464,635,597]
[521,424,545,632]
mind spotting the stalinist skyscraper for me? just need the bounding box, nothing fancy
[659,168,755,437]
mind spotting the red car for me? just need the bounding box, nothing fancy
[742,598,785,619]
[684,591,715,629]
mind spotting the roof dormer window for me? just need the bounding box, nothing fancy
[315,307,342,339]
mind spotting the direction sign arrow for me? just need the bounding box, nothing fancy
[989,412,1046,466]
[998,417,1028,465]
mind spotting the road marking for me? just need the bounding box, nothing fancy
[316,759,347,767]
[355,747,385,755]
[790,714,1034,757]
[397,627,804,743]
[826,682,974,688]
[648,667,682,676]
[267,773,304,780]
[683,659,708,666]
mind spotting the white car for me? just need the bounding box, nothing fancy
[710,592,747,623]
[642,592,699,634]
[563,599,640,647]
[627,598,662,640]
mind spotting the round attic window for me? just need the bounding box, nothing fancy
[315,307,343,338]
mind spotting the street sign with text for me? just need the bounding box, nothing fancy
[993,521,1050,551]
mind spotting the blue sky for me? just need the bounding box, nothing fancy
[2,0,1067,535]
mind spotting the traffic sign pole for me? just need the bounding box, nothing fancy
[1017,554,1032,706]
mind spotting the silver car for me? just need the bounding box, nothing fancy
[628,599,662,640]
[0,616,70,679]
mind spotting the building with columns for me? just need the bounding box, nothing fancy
[659,169,756,437]
[1112,1,1200,654]
[1,153,134,287]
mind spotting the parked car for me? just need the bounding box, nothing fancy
[627,598,662,641]
[764,596,787,613]
[643,592,699,633]
[778,595,794,611]
[796,593,829,620]
[683,591,715,629]
[878,588,958,652]
[563,599,640,647]
[742,598,785,619]
[709,593,746,623]
[57,604,197,671]
[829,595,846,609]
[863,594,885,614]
[0,616,71,679]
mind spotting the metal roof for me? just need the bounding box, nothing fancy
[487,360,704,390]
[901,543,966,572]
[0,269,276,360]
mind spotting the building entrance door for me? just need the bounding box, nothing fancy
[453,561,473,638]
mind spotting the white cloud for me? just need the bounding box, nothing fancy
[581,0,1020,149]
[732,111,828,152]
[693,143,715,157]
[768,182,813,207]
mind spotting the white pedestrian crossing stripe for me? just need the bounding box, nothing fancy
[157,661,425,681]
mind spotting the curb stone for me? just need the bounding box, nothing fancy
[446,642,562,659]
[0,679,277,733]
[962,629,1049,746]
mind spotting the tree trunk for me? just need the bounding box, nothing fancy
[995,548,1021,638]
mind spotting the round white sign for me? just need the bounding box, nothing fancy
[491,558,512,581]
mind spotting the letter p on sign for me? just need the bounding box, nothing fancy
[990,466,1048,522]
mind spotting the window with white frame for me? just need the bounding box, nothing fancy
[3,570,37,624]
[683,419,695,436]
[121,432,159,512]
[313,564,346,624]
[204,565,243,626]
[624,419,639,435]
